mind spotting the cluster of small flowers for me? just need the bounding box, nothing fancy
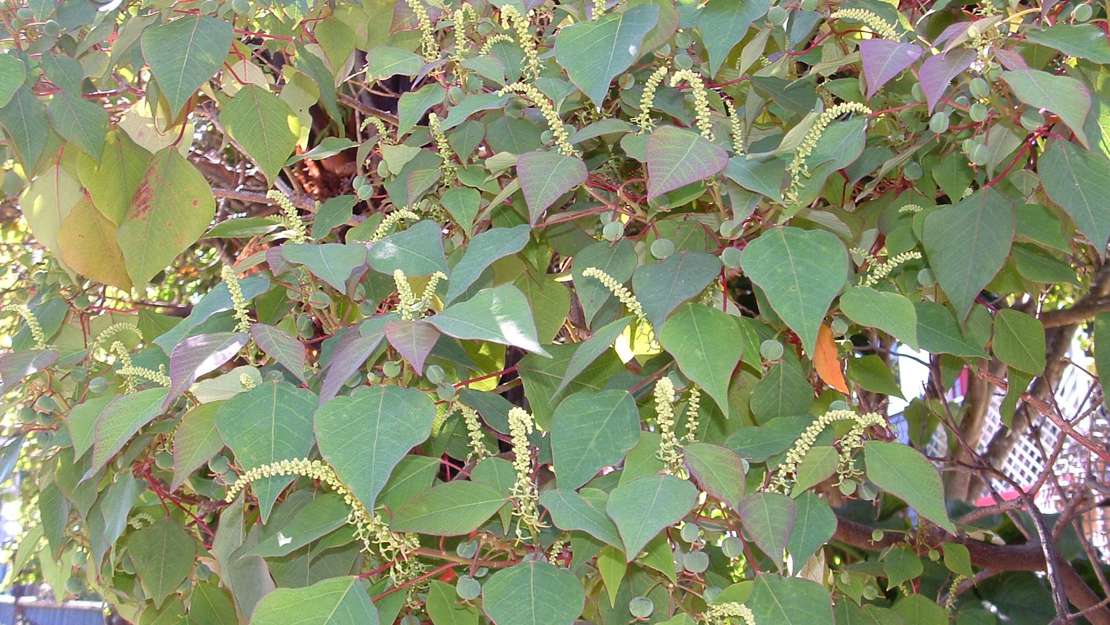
[266,190,308,244]
[370,208,420,243]
[405,0,440,61]
[224,458,424,582]
[393,270,447,320]
[654,378,687,477]
[508,407,545,539]
[858,250,923,288]
[592,0,607,18]
[498,82,577,156]
[767,409,887,493]
[110,340,170,392]
[460,404,489,461]
[479,33,515,55]
[724,97,744,154]
[669,69,715,141]
[580,267,657,348]
[222,266,252,334]
[635,64,669,132]
[898,204,923,214]
[452,5,477,64]
[13,305,45,349]
[499,6,540,81]
[683,386,702,442]
[428,113,457,183]
[785,102,872,204]
[361,116,394,145]
[704,602,757,625]
[92,322,142,353]
[239,372,257,390]
[829,8,900,40]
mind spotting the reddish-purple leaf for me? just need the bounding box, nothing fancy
[860,40,922,99]
[319,330,384,404]
[918,49,975,113]
[385,320,440,374]
[994,48,1028,70]
[933,21,971,48]
[251,323,307,382]
[646,126,728,200]
[517,150,588,224]
[165,332,247,408]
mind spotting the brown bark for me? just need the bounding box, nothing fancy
[834,516,1110,624]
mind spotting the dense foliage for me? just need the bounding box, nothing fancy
[1,0,1109,624]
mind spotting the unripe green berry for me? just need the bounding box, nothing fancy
[720,247,742,269]
[970,142,990,165]
[903,161,923,180]
[722,536,743,557]
[830,317,849,336]
[760,339,784,361]
[681,522,701,542]
[1072,3,1093,21]
[969,77,989,99]
[456,575,481,600]
[383,360,402,378]
[650,238,675,259]
[602,221,624,241]
[969,102,988,123]
[1020,108,1043,131]
[683,550,710,573]
[911,83,924,102]
[425,364,445,384]
[928,112,949,134]
[629,596,654,618]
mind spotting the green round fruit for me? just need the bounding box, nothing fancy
[903,161,923,180]
[1072,3,1093,21]
[969,102,989,123]
[1020,107,1043,131]
[928,112,949,134]
[969,77,990,99]
[88,376,109,394]
[383,360,402,378]
[684,550,710,573]
[681,522,701,542]
[970,142,990,165]
[456,540,479,558]
[456,575,481,600]
[155,452,173,470]
[830,317,849,336]
[425,364,446,384]
[760,339,784,361]
[721,536,743,558]
[650,238,675,259]
[602,221,625,241]
[629,596,654,618]
[720,247,742,269]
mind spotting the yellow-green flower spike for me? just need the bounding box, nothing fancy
[654,377,686,477]
[393,270,447,320]
[498,83,578,156]
[683,386,702,443]
[225,457,425,583]
[858,250,922,288]
[592,0,607,18]
[669,69,715,141]
[267,190,308,244]
[111,340,170,391]
[239,372,258,390]
[508,407,545,539]
[580,267,656,348]
[361,116,394,145]
[724,97,744,154]
[369,208,421,243]
[13,305,45,349]
[635,64,669,132]
[222,265,252,334]
[767,409,887,494]
[428,113,457,183]
[829,8,900,41]
[460,404,489,461]
[704,602,757,625]
[93,323,142,353]
[452,4,478,64]
[479,33,516,55]
[405,0,440,61]
[785,102,872,204]
[500,6,540,81]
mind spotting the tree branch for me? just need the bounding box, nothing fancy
[833,516,1110,625]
